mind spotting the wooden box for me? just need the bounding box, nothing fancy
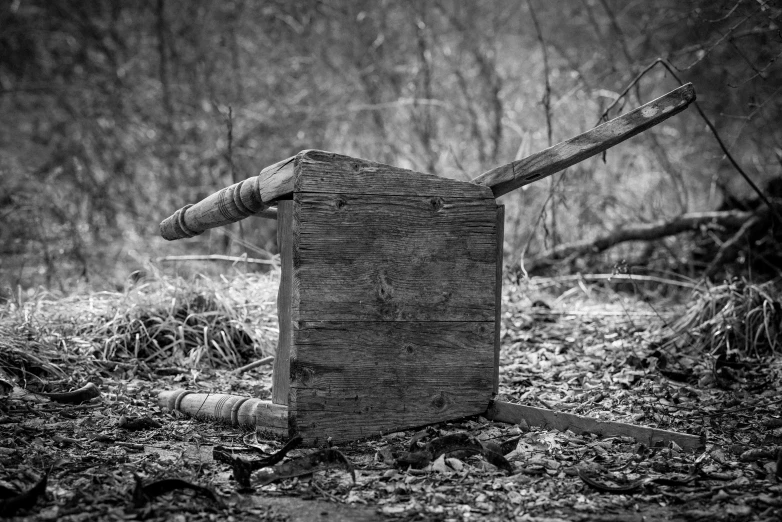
[268,150,503,445]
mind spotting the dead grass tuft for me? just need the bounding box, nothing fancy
[0,322,67,384]
[671,279,781,357]
[0,267,280,373]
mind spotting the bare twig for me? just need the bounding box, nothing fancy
[452,67,488,165]
[596,58,782,228]
[733,48,782,85]
[519,0,560,272]
[435,1,504,162]
[677,5,763,70]
[702,0,744,23]
[526,0,553,148]
[596,0,634,65]
[518,180,566,279]
[156,0,171,119]
[413,10,437,174]
[232,356,275,375]
[225,106,246,254]
[703,214,763,278]
[595,60,663,125]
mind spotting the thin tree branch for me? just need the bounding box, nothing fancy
[596,59,663,124]
[677,6,762,71]
[225,106,246,254]
[703,214,763,278]
[702,0,745,23]
[526,0,553,148]
[596,0,634,65]
[526,0,559,248]
[594,58,782,228]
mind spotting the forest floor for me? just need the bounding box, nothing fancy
[0,272,780,521]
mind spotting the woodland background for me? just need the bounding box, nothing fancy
[1,0,781,293]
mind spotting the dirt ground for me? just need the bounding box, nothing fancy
[1,281,780,521]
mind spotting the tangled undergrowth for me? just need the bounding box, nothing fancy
[669,279,781,357]
[0,269,280,374]
[1,270,780,521]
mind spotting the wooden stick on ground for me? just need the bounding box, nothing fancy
[486,400,704,452]
[233,356,275,375]
[155,254,276,265]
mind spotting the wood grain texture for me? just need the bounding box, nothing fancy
[486,401,704,452]
[256,155,297,202]
[272,200,293,406]
[157,389,289,435]
[472,83,696,197]
[159,155,295,241]
[289,322,495,445]
[257,208,279,220]
[294,149,494,199]
[292,192,498,322]
[283,159,500,445]
[493,205,504,395]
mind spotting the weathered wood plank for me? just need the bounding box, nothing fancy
[486,401,704,452]
[295,149,494,199]
[493,205,504,395]
[272,200,293,406]
[292,192,498,322]
[256,155,297,203]
[159,156,294,241]
[472,83,696,197]
[289,321,495,445]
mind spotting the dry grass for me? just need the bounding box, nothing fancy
[670,279,781,357]
[0,266,281,375]
[0,322,68,384]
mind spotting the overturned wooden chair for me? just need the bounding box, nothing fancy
[158,84,702,451]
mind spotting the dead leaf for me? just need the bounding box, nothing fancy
[118,415,161,431]
[132,475,222,508]
[254,449,355,487]
[37,383,100,404]
[430,455,452,474]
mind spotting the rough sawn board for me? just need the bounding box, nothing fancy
[277,150,501,445]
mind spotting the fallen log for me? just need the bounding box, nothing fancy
[525,209,757,272]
